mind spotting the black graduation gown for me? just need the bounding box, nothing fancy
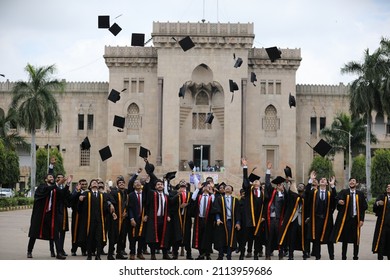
[127,190,147,238]
[372,193,390,255]
[169,190,193,245]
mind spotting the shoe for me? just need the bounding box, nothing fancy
[87,256,92,260]
[95,256,101,260]
[196,255,205,260]
[121,250,127,256]
[239,254,244,260]
[353,256,359,260]
[71,252,77,256]
[27,252,32,258]
[51,251,56,258]
[61,251,68,257]
[180,247,185,257]
[288,256,294,260]
[116,254,127,260]
[245,252,252,258]
[254,255,259,260]
[82,251,87,256]
[227,256,232,260]
[136,253,145,260]
[129,254,135,260]
[186,255,194,260]
[279,256,284,260]
[151,254,157,260]
[143,249,150,255]
[217,256,223,260]
[107,255,115,260]
[172,254,178,260]
[56,253,66,260]
[259,251,263,257]
[163,254,172,260]
[206,255,211,260]
[329,255,334,260]
[265,256,271,260]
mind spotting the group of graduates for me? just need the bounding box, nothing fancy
[26,156,390,260]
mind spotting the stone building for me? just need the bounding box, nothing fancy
[0,21,389,190]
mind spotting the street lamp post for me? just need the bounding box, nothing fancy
[335,128,352,180]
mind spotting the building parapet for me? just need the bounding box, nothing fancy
[296,83,350,96]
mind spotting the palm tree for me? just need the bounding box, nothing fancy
[11,64,64,195]
[0,107,29,151]
[341,41,390,199]
[320,112,377,184]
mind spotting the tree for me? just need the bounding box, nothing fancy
[0,141,20,188]
[0,107,29,151]
[351,154,366,184]
[371,149,390,198]
[309,156,334,182]
[36,147,65,185]
[11,64,64,195]
[341,39,390,199]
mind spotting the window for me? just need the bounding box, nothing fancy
[310,117,317,135]
[87,114,94,130]
[263,105,279,131]
[55,122,60,134]
[139,80,144,93]
[195,91,209,105]
[386,124,390,134]
[260,81,266,94]
[127,103,140,129]
[80,148,90,166]
[128,147,137,167]
[192,113,211,130]
[131,79,137,93]
[123,79,129,92]
[268,81,274,95]
[275,81,281,95]
[320,117,326,130]
[78,114,84,130]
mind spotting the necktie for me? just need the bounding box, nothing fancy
[202,195,208,217]
[226,196,231,218]
[321,191,325,201]
[94,191,98,198]
[137,192,141,216]
[351,191,356,217]
[159,193,164,216]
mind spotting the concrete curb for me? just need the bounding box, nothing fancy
[0,205,33,212]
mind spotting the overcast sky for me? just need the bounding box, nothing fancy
[1,0,389,85]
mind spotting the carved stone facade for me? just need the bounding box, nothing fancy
[1,21,389,189]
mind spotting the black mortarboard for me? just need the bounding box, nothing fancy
[312,139,333,157]
[272,176,286,185]
[131,33,145,47]
[250,72,257,86]
[165,171,177,181]
[229,79,239,92]
[113,115,125,129]
[178,36,195,51]
[109,23,122,36]
[188,161,195,170]
[99,146,112,161]
[98,15,110,29]
[108,89,121,103]
[205,112,214,124]
[80,137,91,150]
[179,84,186,98]
[284,166,292,178]
[248,173,261,183]
[139,146,151,158]
[234,57,243,68]
[265,46,282,62]
[289,93,296,108]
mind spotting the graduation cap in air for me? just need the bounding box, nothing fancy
[250,72,257,86]
[272,176,286,185]
[248,173,261,183]
[139,146,151,158]
[307,139,333,157]
[205,112,214,124]
[99,146,112,161]
[188,160,195,171]
[284,166,292,178]
[109,23,122,36]
[165,171,177,181]
[113,115,125,129]
[108,89,121,103]
[289,93,296,108]
[234,57,243,68]
[178,36,195,52]
[80,137,91,150]
[229,79,239,103]
[98,15,110,29]
[179,84,186,98]
[131,33,145,47]
[265,46,282,62]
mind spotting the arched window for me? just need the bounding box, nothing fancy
[195,91,209,105]
[263,105,279,132]
[127,103,140,129]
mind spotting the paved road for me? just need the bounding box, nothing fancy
[0,208,379,260]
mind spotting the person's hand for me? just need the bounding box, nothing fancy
[310,170,316,180]
[267,162,272,170]
[130,219,136,227]
[137,167,143,173]
[329,176,336,186]
[241,158,247,166]
[235,224,241,231]
[112,212,117,220]
[143,216,148,222]
[216,219,223,226]
[66,175,73,185]
[377,200,384,206]
[338,199,345,205]
[50,157,56,165]
[167,216,171,222]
